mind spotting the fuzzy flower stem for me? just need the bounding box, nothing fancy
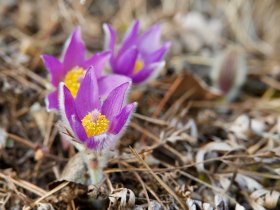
[88,162,103,185]
[82,152,106,185]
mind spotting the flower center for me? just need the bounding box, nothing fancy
[133,59,144,74]
[64,67,85,98]
[81,109,109,137]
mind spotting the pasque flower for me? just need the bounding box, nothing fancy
[59,66,137,152]
[210,45,247,101]
[42,27,130,111]
[103,20,171,84]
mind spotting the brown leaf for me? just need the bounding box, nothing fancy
[196,142,243,172]
[251,189,280,209]
[109,188,135,209]
[172,72,222,101]
[49,152,88,189]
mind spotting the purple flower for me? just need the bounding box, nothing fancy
[42,27,130,111]
[103,20,171,84]
[59,67,137,151]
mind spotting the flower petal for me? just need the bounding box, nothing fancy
[62,27,86,71]
[116,46,139,75]
[143,41,171,63]
[71,115,88,141]
[58,83,88,141]
[41,55,63,86]
[132,61,165,84]
[86,137,99,150]
[98,74,131,100]
[103,23,116,54]
[86,133,108,150]
[59,84,76,128]
[109,102,137,135]
[137,24,161,54]
[101,82,130,121]
[118,20,140,56]
[75,67,100,119]
[81,50,111,78]
[46,90,59,111]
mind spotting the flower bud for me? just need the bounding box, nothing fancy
[210,46,247,101]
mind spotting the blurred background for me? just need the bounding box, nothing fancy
[1,0,280,209]
[1,0,280,100]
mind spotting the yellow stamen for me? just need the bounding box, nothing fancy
[133,59,144,74]
[64,67,85,98]
[81,111,109,137]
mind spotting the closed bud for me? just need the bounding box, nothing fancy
[210,46,247,101]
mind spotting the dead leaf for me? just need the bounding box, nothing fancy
[50,152,88,189]
[196,142,243,172]
[147,200,164,210]
[109,188,135,209]
[187,198,214,210]
[37,203,55,210]
[215,195,228,210]
[235,203,246,210]
[172,72,222,101]
[251,189,280,209]
[229,114,266,139]
[235,174,263,192]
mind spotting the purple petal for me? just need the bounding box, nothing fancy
[103,23,118,70]
[132,61,165,84]
[75,67,101,119]
[103,23,116,54]
[100,134,115,151]
[62,27,86,71]
[46,90,59,111]
[86,136,101,150]
[86,133,115,151]
[86,134,109,150]
[137,24,161,55]
[143,41,171,63]
[59,84,87,141]
[118,20,140,56]
[81,50,111,78]
[71,115,87,141]
[98,74,131,99]
[116,47,139,75]
[109,102,137,134]
[101,82,130,121]
[41,55,63,86]
[59,84,76,127]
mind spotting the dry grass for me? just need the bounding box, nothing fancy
[1,0,280,209]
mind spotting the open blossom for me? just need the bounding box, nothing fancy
[103,20,171,84]
[42,27,130,111]
[59,67,137,152]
